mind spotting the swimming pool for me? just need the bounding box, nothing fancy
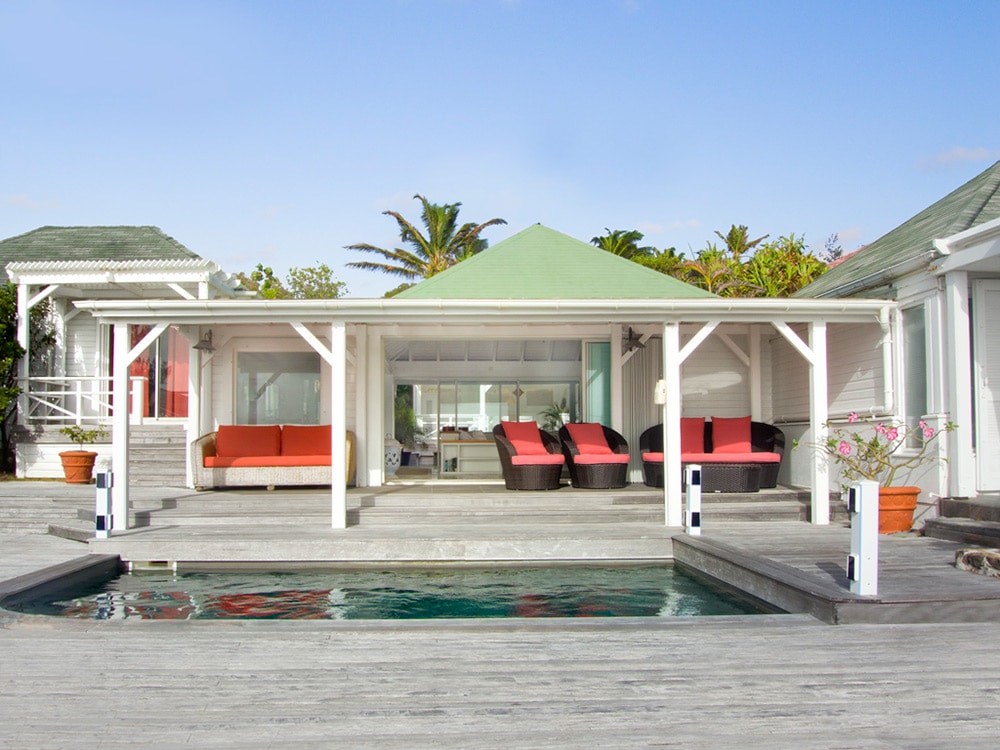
[7,562,773,620]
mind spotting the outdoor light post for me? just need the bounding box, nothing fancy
[847,480,879,595]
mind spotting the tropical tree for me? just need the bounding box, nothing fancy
[0,283,56,472]
[741,234,827,296]
[715,224,769,262]
[590,228,656,260]
[677,243,743,295]
[634,246,686,276]
[346,194,506,282]
[235,263,346,299]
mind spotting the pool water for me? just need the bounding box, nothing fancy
[13,564,770,621]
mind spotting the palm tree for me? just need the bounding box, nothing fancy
[345,194,506,281]
[715,224,769,262]
[590,228,656,260]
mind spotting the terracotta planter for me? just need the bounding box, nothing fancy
[59,451,98,484]
[878,485,920,534]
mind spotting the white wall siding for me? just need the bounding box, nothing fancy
[64,316,101,378]
[681,334,751,417]
[770,322,885,421]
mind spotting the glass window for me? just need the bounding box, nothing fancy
[236,352,320,425]
[902,306,927,445]
[585,341,611,425]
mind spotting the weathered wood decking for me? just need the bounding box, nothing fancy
[3,481,1000,746]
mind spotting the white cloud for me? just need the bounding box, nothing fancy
[3,194,59,210]
[669,218,701,230]
[917,146,1000,170]
[637,221,664,234]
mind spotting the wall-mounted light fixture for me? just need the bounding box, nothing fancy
[193,330,215,352]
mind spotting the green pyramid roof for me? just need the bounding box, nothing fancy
[0,226,200,266]
[395,224,714,300]
[797,160,1000,298]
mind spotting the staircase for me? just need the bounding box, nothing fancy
[128,424,187,487]
[923,496,1000,547]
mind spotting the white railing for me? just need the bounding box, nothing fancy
[17,376,146,425]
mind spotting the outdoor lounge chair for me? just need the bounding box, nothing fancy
[558,423,630,489]
[493,422,566,490]
[639,418,785,491]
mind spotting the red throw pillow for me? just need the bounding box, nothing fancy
[500,421,548,455]
[711,416,752,453]
[216,425,281,457]
[566,423,612,454]
[281,425,331,456]
[680,417,706,453]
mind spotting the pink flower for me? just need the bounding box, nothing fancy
[919,420,927,429]
[875,423,887,435]
[838,441,852,456]
[885,427,899,441]
[924,427,935,439]
[848,412,859,423]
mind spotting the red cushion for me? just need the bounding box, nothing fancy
[681,452,780,464]
[281,425,331,456]
[642,452,664,462]
[216,425,281,458]
[566,423,612,454]
[711,416,751,453]
[205,454,332,468]
[511,454,565,466]
[500,421,549,456]
[573,453,630,465]
[681,417,706,453]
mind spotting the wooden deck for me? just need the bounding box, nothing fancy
[3,482,1000,745]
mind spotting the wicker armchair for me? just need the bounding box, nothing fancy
[558,423,630,489]
[493,422,565,490]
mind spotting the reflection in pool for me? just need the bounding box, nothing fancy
[14,564,770,621]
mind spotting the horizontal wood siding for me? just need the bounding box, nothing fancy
[682,334,750,417]
[770,322,885,421]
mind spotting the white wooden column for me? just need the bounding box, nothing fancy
[809,321,830,525]
[661,322,683,527]
[365,329,384,487]
[111,324,131,530]
[353,325,368,487]
[186,336,201,489]
[749,326,763,420]
[945,272,975,497]
[16,284,30,422]
[329,322,347,528]
[611,325,624,432]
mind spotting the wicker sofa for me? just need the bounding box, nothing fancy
[640,417,785,492]
[191,424,356,490]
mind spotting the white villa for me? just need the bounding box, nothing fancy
[10,155,1000,532]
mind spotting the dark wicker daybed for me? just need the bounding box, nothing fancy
[558,423,630,489]
[639,418,785,492]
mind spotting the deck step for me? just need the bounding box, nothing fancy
[128,424,187,487]
[922,517,1000,547]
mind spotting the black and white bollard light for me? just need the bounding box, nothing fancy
[95,471,113,539]
[847,479,879,595]
[685,464,702,536]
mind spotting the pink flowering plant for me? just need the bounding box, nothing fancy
[799,412,956,487]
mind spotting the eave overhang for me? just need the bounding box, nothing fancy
[74,297,895,327]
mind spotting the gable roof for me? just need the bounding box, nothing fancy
[395,224,714,300]
[797,160,1000,298]
[0,226,201,266]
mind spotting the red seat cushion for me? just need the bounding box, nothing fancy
[573,453,630,465]
[642,452,664,462]
[566,423,612,454]
[205,455,332,468]
[511,454,565,466]
[216,425,281,458]
[500,421,549,456]
[711,416,752,453]
[281,424,331,456]
[681,417,706,453]
[681,452,780,464]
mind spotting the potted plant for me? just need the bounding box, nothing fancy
[58,424,108,484]
[797,412,956,533]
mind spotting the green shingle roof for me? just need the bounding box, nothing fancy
[395,224,715,300]
[0,226,200,266]
[797,160,1000,298]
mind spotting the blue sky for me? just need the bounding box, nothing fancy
[2,0,999,298]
